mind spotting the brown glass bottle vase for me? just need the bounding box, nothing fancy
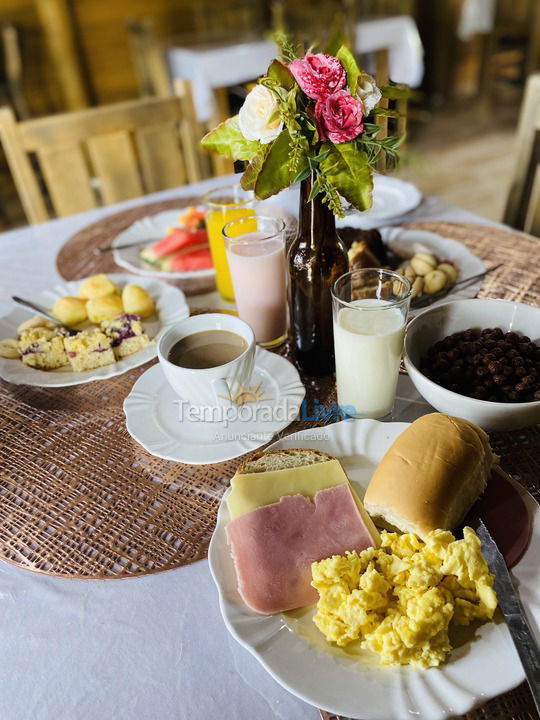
[287,177,349,376]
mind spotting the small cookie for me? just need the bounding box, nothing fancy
[121,285,155,319]
[52,297,87,326]
[78,274,119,300]
[86,294,124,323]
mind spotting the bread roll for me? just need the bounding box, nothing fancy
[52,297,87,325]
[121,285,155,318]
[78,274,119,300]
[364,413,495,539]
[86,294,124,323]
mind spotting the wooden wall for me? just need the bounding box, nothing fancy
[0,0,63,116]
[1,0,267,117]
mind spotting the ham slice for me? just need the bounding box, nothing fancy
[226,484,375,614]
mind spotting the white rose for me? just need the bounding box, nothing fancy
[238,85,283,145]
[357,75,382,115]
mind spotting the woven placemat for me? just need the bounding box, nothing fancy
[0,333,336,579]
[2,221,540,719]
[55,196,216,296]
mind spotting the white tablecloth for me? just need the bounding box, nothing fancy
[167,16,424,123]
[0,178,498,720]
[167,40,276,123]
[354,15,424,87]
[458,0,497,41]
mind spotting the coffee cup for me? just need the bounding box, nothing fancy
[157,313,256,414]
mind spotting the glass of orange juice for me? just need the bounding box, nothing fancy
[203,185,256,301]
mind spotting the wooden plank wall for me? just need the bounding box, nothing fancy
[0,0,268,116]
[0,0,64,116]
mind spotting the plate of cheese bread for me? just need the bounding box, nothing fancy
[0,273,189,387]
[209,413,539,720]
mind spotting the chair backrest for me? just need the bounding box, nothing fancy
[127,18,173,98]
[504,73,540,236]
[0,95,202,225]
[1,24,30,120]
[126,18,231,178]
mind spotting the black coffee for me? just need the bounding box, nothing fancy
[168,329,248,369]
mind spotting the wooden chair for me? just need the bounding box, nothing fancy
[503,73,540,236]
[1,24,30,120]
[0,96,202,225]
[126,18,231,177]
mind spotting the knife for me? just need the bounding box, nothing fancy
[465,513,540,713]
[93,238,158,255]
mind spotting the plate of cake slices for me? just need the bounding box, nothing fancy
[0,273,189,387]
[208,414,539,720]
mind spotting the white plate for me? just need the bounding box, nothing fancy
[382,227,486,314]
[209,419,540,720]
[123,346,305,465]
[0,274,189,387]
[337,175,422,229]
[113,208,215,282]
[112,201,296,281]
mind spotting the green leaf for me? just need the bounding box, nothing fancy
[254,130,308,199]
[320,141,373,211]
[307,174,323,202]
[325,25,344,56]
[373,106,401,118]
[293,165,312,184]
[267,59,295,90]
[379,84,412,100]
[240,145,271,190]
[337,46,360,96]
[362,122,381,135]
[201,116,260,161]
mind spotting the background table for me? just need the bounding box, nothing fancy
[0,177,535,720]
[167,15,424,124]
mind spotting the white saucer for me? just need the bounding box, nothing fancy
[124,347,306,465]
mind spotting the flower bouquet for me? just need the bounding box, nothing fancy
[201,34,405,217]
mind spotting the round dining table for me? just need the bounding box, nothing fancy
[0,176,538,720]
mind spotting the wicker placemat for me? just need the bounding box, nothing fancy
[0,334,335,579]
[3,220,540,719]
[56,196,216,295]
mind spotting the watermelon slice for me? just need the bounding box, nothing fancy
[161,247,213,272]
[140,228,208,264]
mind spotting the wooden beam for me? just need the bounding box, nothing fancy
[34,0,90,110]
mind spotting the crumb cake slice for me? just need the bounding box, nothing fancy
[18,327,68,369]
[101,313,150,359]
[64,328,115,372]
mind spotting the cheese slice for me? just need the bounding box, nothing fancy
[227,459,380,545]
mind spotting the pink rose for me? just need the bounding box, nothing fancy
[315,90,364,144]
[289,53,346,101]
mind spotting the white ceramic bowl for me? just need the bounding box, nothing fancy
[404,298,540,430]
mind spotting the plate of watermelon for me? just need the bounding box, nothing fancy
[113,206,215,281]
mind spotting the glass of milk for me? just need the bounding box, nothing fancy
[223,216,287,348]
[332,269,411,419]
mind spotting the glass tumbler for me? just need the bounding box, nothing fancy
[223,215,287,348]
[203,185,256,301]
[332,269,411,419]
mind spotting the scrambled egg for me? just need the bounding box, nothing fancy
[311,528,498,669]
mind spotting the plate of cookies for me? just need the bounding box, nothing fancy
[0,273,189,387]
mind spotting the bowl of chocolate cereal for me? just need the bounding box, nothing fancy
[404,298,540,430]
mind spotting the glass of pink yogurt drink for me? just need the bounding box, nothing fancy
[223,216,287,348]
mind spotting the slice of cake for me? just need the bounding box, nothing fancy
[64,329,115,372]
[18,327,68,369]
[101,314,150,359]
